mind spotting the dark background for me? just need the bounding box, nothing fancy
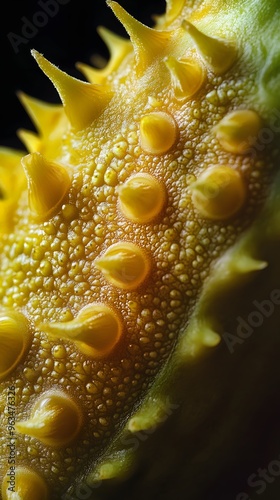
[2,3,280,500]
[0,0,165,149]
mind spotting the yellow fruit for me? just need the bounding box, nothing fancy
[1,1,280,499]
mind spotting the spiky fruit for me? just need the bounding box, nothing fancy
[1,1,280,499]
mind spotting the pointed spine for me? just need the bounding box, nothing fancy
[21,152,71,220]
[164,55,206,100]
[165,0,185,24]
[39,303,123,358]
[77,27,131,84]
[17,129,41,153]
[17,91,65,137]
[182,20,237,75]
[31,50,113,130]
[0,310,30,381]
[15,390,83,447]
[107,1,173,74]
[1,467,49,500]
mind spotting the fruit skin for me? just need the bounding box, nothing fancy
[0,0,277,495]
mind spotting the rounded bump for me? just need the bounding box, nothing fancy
[214,109,263,154]
[39,303,123,358]
[118,173,166,223]
[164,56,206,100]
[1,466,49,500]
[191,166,246,220]
[140,112,177,154]
[0,309,30,381]
[21,152,71,221]
[95,242,151,290]
[15,390,83,447]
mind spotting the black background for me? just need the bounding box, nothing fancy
[0,0,166,149]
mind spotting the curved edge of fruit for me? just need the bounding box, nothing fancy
[62,166,280,498]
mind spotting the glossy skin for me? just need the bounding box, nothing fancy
[0,1,280,498]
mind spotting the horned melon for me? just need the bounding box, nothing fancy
[1,1,280,499]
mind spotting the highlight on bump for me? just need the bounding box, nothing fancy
[95,242,152,290]
[164,56,206,100]
[0,309,30,381]
[39,303,123,358]
[118,173,166,223]
[77,26,132,84]
[190,165,246,220]
[214,109,262,154]
[182,20,237,75]
[15,390,83,447]
[1,467,49,500]
[140,112,177,154]
[21,152,71,220]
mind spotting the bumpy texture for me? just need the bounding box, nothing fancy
[1,1,280,499]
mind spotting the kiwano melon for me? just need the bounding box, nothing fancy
[1,0,280,499]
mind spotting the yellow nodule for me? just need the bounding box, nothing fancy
[1,467,49,500]
[140,112,177,155]
[214,109,262,154]
[0,309,30,381]
[118,173,166,223]
[165,56,205,100]
[15,390,83,447]
[21,152,71,221]
[191,165,246,220]
[96,242,151,290]
[39,303,123,358]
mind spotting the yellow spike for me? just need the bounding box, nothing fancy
[187,321,221,356]
[0,148,26,232]
[21,152,71,220]
[182,20,237,74]
[107,1,172,73]
[17,129,41,153]
[200,325,221,347]
[190,166,246,220]
[17,91,65,137]
[39,303,123,358]
[230,255,268,274]
[118,173,166,223]
[95,242,151,290]
[214,109,262,154]
[0,147,24,170]
[1,467,49,500]
[140,112,177,154]
[127,397,177,433]
[164,55,206,100]
[31,50,113,130]
[91,454,132,482]
[0,147,25,196]
[15,390,83,447]
[77,27,131,84]
[76,62,105,85]
[0,309,30,381]
[165,0,185,24]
